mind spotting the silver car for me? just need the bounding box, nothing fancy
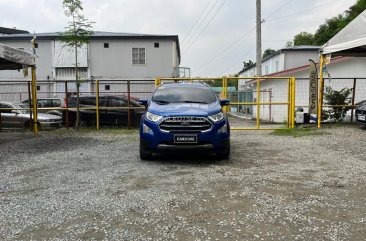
[0,102,62,129]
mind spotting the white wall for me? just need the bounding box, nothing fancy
[0,40,53,80]
[89,39,178,79]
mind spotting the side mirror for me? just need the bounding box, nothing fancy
[139,99,148,107]
[220,99,230,106]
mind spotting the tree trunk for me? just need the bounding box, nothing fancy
[75,45,80,129]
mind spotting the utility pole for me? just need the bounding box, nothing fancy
[256,0,262,76]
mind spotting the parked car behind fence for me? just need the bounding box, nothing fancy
[355,100,366,125]
[22,97,66,117]
[63,95,145,128]
[0,101,62,130]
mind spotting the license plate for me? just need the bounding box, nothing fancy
[174,135,197,143]
[358,115,366,121]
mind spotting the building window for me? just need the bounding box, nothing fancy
[275,61,279,72]
[132,48,146,65]
[37,85,41,91]
[154,43,159,48]
[264,65,269,75]
[104,43,109,48]
[105,85,110,90]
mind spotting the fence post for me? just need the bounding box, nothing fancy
[351,78,357,122]
[96,80,100,131]
[31,66,38,136]
[65,81,69,129]
[27,81,33,129]
[317,55,325,128]
[155,78,160,88]
[127,80,131,129]
[292,77,296,128]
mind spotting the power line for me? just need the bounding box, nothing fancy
[194,26,256,73]
[264,0,295,20]
[266,0,344,22]
[181,0,215,44]
[193,0,295,75]
[183,0,227,54]
[219,48,256,76]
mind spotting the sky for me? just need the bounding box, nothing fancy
[0,0,358,77]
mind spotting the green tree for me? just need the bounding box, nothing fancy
[313,14,345,45]
[293,32,314,46]
[292,0,366,46]
[345,0,366,22]
[323,86,352,122]
[243,60,255,69]
[285,41,293,48]
[262,48,276,58]
[60,0,94,129]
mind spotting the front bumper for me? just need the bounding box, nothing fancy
[140,118,230,152]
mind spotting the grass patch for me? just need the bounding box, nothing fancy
[46,127,139,136]
[271,127,330,137]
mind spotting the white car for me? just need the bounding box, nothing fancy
[0,102,62,129]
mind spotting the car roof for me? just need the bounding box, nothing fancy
[159,82,211,89]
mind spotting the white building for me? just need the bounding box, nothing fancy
[238,46,366,122]
[0,31,181,101]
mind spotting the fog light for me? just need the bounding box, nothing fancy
[143,123,154,135]
[218,124,228,134]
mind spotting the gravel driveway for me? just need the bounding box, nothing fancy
[0,126,365,241]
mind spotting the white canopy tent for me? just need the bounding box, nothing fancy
[0,43,39,135]
[317,9,366,128]
[0,43,35,70]
[321,9,366,57]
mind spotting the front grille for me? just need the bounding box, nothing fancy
[159,116,212,132]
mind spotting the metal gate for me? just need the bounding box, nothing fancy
[155,77,296,130]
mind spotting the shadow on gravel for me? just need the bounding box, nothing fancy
[147,151,230,166]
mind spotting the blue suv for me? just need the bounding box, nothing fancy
[139,82,230,160]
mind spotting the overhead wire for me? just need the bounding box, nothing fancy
[181,0,216,45]
[194,0,297,76]
[194,26,256,74]
[266,0,344,23]
[183,0,227,54]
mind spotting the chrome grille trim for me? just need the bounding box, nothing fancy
[159,116,212,132]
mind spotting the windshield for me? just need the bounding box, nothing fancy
[152,86,217,104]
[18,104,30,114]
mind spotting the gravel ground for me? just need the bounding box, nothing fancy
[0,126,365,241]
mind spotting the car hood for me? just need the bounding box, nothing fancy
[148,102,222,116]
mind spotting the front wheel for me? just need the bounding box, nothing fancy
[216,143,230,159]
[139,140,152,160]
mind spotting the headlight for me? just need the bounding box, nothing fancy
[146,111,163,122]
[208,111,224,122]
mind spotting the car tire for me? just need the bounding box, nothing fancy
[139,141,153,160]
[216,143,230,159]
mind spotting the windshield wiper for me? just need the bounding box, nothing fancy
[176,100,208,104]
[153,100,170,105]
